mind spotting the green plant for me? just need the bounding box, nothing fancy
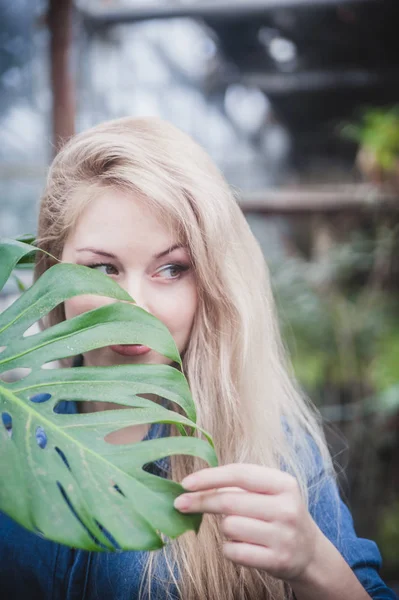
[341,105,399,173]
[376,501,399,568]
[271,229,399,406]
[0,237,217,552]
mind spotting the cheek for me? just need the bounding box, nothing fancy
[64,295,115,320]
[156,287,198,344]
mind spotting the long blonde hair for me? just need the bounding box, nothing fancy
[35,116,335,600]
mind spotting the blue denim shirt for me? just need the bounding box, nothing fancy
[0,398,397,599]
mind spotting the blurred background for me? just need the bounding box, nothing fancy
[0,0,398,588]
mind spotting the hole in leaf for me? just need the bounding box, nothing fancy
[53,400,79,414]
[142,457,170,477]
[0,346,5,354]
[94,519,121,550]
[22,322,40,337]
[137,392,160,404]
[56,481,113,550]
[0,368,31,383]
[30,393,52,404]
[137,393,179,414]
[104,422,152,446]
[1,412,12,437]
[113,483,125,497]
[55,446,71,470]
[35,426,47,449]
[41,360,60,370]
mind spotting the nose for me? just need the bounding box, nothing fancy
[123,276,150,314]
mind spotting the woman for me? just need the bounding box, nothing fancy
[0,117,396,600]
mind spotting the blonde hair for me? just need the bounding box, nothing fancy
[35,117,335,600]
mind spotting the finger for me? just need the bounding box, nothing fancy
[181,464,296,495]
[174,489,279,521]
[221,515,280,547]
[222,542,275,570]
[175,486,249,516]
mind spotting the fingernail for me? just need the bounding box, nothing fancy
[174,495,190,511]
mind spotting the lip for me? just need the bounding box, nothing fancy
[110,344,151,357]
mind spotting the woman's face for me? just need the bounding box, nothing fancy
[61,189,198,368]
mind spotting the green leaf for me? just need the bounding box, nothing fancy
[13,235,39,270]
[340,105,399,171]
[371,329,399,392]
[0,237,39,292]
[0,238,217,552]
[12,274,27,292]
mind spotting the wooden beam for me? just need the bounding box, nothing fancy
[76,0,376,26]
[48,0,75,154]
[210,68,399,95]
[238,184,399,214]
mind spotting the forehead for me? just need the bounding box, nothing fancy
[69,187,182,248]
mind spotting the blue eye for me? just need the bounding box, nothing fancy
[88,263,118,276]
[157,264,189,279]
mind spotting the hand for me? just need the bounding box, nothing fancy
[174,464,321,583]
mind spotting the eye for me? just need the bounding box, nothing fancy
[87,263,118,276]
[155,263,189,280]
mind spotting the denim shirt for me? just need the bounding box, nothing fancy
[0,398,397,599]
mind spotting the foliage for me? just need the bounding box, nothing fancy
[341,105,399,172]
[377,501,399,567]
[0,237,217,552]
[270,219,399,578]
[271,228,399,414]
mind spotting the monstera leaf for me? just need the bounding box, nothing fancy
[0,238,217,551]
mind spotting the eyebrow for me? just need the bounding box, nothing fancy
[76,244,185,260]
